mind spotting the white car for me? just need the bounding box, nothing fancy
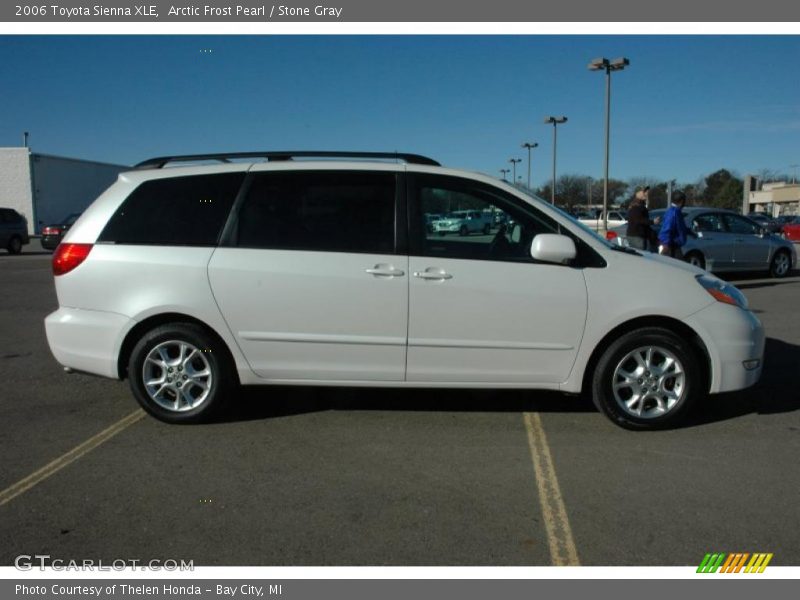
[432,210,493,236]
[45,151,764,430]
[579,210,627,230]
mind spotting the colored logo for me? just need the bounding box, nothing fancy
[697,553,773,573]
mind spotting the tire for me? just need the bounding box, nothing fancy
[459,225,468,236]
[591,327,702,430]
[685,251,705,270]
[127,322,235,423]
[7,236,22,255]
[769,250,791,278]
[483,224,491,235]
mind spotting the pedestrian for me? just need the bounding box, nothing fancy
[657,190,692,259]
[625,186,652,251]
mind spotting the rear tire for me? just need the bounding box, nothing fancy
[127,322,235,423]
[591,327,702,430]
[685,251,706,270]
[769,250,791,278]
[7,236,22,255]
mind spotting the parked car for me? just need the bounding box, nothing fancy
[45,150,765,430]
[431,210,492,236]
[747,212,782,234]
[611,207,796,278]
[0,207,30,254]
[41,213,82,251]
[579,210,627,230]
[780,216,800,242]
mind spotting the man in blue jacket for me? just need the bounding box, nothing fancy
[658,190,692,258]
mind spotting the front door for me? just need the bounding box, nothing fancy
[406,174,588,384]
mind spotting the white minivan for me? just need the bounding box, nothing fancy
[45,151,765,429]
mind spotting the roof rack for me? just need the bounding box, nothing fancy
[134,151,440,170]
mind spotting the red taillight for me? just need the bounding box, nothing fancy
[605,231,618,240]
[53,243,93,276]
[42,226,61,235]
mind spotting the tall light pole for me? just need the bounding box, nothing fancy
[544,116,568,205]
[521,142,538,190]
[509,158,522,186]
[589,56,629,230]
[500,168,510,182]
[790,164,799,184]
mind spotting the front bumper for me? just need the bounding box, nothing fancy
[45,307,133,379]
[684,302,765,394]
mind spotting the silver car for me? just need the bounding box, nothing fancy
[612,207,797,278]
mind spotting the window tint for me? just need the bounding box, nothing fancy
[693,213,724,233]
[99,173,244,246]
[412,175,560,262]
[235,171,396,254]
[722,214,759,235]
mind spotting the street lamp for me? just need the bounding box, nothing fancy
[509,158,522,186]
[521,142,538,189]
[544,116,568,205]
[588,56,629,230]
[499,168,510,182]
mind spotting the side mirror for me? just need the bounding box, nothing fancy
[530,234,577,264]
[510,223,522,243]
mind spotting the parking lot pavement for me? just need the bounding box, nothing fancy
[0,258,798,566]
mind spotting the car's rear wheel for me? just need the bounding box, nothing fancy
[591,327,702,430]
[7,236,22,255]
[128,322,235,423]
[685,251,705,270]
[769,250,791,278]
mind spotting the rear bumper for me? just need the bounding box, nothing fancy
[684,303,765,394]
[45,307,132,379]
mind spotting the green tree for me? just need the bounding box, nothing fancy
[703,169,743,209]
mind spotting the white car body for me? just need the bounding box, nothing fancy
[579,210,627,230]
[44,155,764,428]
[432,210,492,235]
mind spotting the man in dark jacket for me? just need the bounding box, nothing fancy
[658,190,692,258]
[626,186,652,250]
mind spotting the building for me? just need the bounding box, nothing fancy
[0,147,128,234]
[747,181,800,217]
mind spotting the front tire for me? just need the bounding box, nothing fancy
[591,327,702,430]
[128,322,235,423]
[7,236,22,254]
[769,250,791,278]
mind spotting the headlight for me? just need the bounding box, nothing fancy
[696,275,748,309]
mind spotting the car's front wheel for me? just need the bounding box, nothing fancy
[591,327,702,430]
[7,236,22,255]
[769,250,791,278]
[128,322,235,423]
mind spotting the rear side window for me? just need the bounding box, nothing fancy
[98,173,244,246]
[234,171,396,254]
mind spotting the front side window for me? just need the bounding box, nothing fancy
[234,171,396,254]
[723,214,759,235]
[411,175,560,262]
[99,173,244,246]
[693,213,724,233]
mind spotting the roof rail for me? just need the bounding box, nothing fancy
[134,151,440,170]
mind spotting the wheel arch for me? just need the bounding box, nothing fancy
[579,315,712,396]
[117,312,240,384]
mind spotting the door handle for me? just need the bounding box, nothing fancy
[365,264,405,277]
[413,269,453,281]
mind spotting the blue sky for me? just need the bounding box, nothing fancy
[1,35,798,185]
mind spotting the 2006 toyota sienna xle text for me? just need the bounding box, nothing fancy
[44,151,766,430]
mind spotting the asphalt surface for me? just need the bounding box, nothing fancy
[1,240,798,566]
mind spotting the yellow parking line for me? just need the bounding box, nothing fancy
[524,412,580,566]
[0,409,145,507]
